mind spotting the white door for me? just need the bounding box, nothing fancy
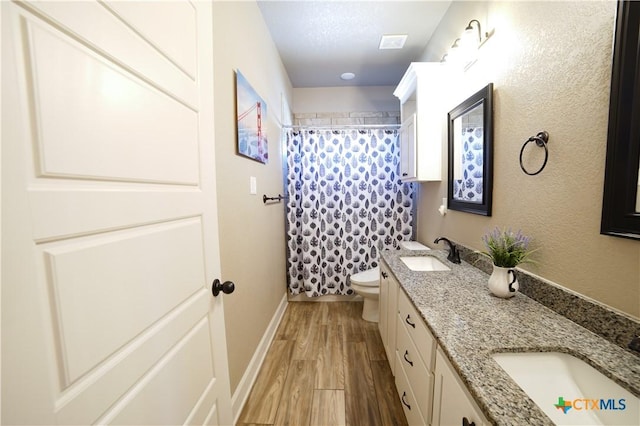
[1,1,233,424]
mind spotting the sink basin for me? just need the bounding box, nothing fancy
[492,352,639,425]
[400,256,450,272]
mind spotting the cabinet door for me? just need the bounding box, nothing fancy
[378,265,389,353]
[433,348,488,426]
[400,114,417,181]
[386,272,399,374]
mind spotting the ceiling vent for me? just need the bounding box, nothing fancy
[379,34,408,50]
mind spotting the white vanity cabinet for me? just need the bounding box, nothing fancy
[433,347,490,426]
[394,289,437,424]
[378,261,399,375]
[393,62,450,182]
[381,263,490,425]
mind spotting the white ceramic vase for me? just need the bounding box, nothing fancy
[488,265,519,298]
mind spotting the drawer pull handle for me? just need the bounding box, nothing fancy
[462,417,475,426]
[401,392,411,410]
[403,350,414,367]
[405,315,416,328]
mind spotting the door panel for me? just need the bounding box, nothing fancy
[103,1,197,79]
[101,319,213,425]
[27,19,199,184]
[29,189,203,242]
[1,1,232,424]
[20,1,197,107]
[42,218,205,384]
[52,293,210,425]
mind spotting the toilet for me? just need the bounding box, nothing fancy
[350,240,429,322]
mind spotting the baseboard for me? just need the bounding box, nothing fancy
[231,293,288,423]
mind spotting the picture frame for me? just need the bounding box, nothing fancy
[447,83,494,216]
[236,70,268,164]
[601,0,640,240]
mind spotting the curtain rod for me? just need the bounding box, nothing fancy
[282,124,400,129]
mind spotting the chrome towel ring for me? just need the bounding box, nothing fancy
[519,131,549,176]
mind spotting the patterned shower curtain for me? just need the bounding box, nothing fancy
[285,128,414,297]
[453,125,484,202]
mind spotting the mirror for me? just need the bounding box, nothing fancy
[447,83,494,216]
[601,0,640,240]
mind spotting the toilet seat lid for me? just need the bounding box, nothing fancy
[350,267,380,286]
[399,240,429,250]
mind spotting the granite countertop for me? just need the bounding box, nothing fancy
[381,249,640,425]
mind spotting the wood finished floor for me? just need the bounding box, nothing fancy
[237,301,408,426]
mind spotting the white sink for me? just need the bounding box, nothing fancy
[492,352,639,425]
[400,256,450,272]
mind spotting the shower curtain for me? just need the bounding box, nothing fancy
[285,128,414,297]
[453,125,484,202]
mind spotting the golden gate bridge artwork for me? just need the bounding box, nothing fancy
[236,71,268,164]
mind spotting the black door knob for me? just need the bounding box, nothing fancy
[212,279,235,297]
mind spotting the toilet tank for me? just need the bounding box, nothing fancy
[399,240,429,250]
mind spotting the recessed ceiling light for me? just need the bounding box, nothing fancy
[340,72,356,80]
[379,34,408,50]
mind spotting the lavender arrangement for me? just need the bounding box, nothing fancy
[478,227,537,268]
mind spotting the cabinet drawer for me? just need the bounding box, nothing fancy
[395,351,427,426]
[398,290,436,371]
[433,347,489,426]
[396,320,434,422]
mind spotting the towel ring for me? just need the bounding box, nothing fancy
[519,131,549,175]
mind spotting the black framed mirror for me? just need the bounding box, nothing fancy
[601,0,640,240]
[447,83,494,216]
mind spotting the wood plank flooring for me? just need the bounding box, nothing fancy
[237,301,408,426]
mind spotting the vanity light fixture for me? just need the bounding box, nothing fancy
[444,19,494,68]
[461,19,482,50]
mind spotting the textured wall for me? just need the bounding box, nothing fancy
[212,1,292,394]
[417,1,640,318]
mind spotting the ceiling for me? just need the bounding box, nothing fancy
[257,1,452,88]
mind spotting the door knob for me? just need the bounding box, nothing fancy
[212,279,235,297]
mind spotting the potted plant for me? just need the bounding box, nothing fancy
[477,227,537,298]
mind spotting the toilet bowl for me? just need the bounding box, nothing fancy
[350,240,428,322]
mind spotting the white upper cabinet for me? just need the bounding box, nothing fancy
[394,63,450,182]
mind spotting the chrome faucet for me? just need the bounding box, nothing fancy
[434,237,461,264]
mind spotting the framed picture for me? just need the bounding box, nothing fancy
[236,70,268,163]
[447,83,494,216]
[601,0,640,240]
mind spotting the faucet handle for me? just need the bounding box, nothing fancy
[434,237,462,264]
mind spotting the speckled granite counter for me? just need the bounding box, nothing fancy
[381,249,640,425]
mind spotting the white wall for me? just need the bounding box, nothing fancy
[293,85,399,113]
[212,0,292,396]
